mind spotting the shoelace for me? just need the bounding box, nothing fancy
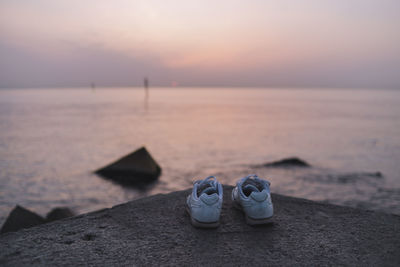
[243,174,259,181]
[242,174,270,186]
[242,174,261,187]
[241,174,271,197]
[195,176,218,196]
[195,175,217,186]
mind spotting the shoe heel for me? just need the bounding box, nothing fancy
[186,205,219,228]
[190,217,220,228]
[245,215,273,225]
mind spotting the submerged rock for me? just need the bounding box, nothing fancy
[46,207,75,222]
[301,171,383,184]
[95,147,161,186]
[262,157,311,168]
[0,205,45,234]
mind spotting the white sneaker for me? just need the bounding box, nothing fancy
[186,176,223,228]
[232,174,273,225]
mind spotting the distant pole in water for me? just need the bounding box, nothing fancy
[144,77,149,110]
[91,82,96,90]
[144,77,149,96]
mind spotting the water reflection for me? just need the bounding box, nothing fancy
[0,88,399,225]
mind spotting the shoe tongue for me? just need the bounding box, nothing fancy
[243,184,259,197]
[201,186,217,195]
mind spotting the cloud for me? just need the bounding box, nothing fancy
[1,0,400,88]
[1,38,400,89]
[0,41,173,88]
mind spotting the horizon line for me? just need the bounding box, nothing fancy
[0,85,398,90]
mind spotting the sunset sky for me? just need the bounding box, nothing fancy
[1,0,399,88]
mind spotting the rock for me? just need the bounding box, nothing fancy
[46,207,75,222]
[0,205,45,234]
[1,206,76,234]
[95,147,161,186]
[262,157,310,168]
[1,186,399,266]
[299,171,383,184]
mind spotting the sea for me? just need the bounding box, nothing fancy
[1,87,399,224]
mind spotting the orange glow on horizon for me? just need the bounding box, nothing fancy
[0,0,399,88]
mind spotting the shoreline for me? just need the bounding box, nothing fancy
[1,185,399,265]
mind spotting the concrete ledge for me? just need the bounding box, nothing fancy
[1,186,399,266]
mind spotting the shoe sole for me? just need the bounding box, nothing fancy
[185,206,220,228]
[232,199,273,225]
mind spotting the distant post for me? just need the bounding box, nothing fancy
[144,77,149,110]
[144,77,149,99]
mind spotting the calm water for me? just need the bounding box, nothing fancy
[1,88,400,224]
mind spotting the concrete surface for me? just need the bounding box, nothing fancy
[1,186,399,266]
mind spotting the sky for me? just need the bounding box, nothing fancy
[0,0,400,88]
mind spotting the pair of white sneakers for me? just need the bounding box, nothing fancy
[186,175,273,228]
